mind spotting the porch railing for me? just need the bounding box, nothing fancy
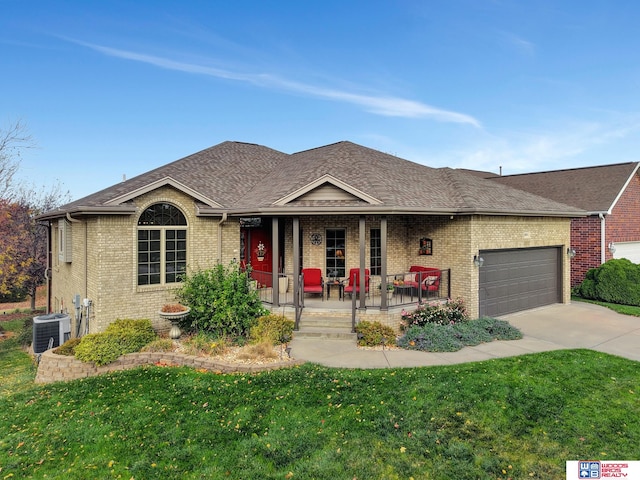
[359,269,451,309]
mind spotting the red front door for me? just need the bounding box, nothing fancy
[242,227,272,287]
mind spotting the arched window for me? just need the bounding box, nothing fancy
[137,203,187,286]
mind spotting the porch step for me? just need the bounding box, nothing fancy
[295,314,357,340]
[294,327,357,340]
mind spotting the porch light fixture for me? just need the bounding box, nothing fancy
[608,242,616,254]
[473,255,484,267]
[567,248,576,258]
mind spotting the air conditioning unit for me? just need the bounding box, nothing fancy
[33,314,71,354]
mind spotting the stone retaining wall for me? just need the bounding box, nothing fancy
[35,349,303,384]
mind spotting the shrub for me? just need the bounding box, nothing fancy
[474,317,523,341]
[355,321,396,347]
[54,337,81,356]
[181,332,228,356]
[400,297,468,330]
[15,317,33,347]
[141,338,175,353]
[250,314,294,345]
[237,341,278,361]
[577,259,640,306]
[397,324,464,352]
[177,263,268,337]
[397,317,523,352]
[451,321,493,346]
[74,318,157,366]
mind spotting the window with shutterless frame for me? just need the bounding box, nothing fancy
[137,203,187,286]
[325,228,346,278]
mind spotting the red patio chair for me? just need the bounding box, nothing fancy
[302,268,324,300]
[343,268,370,299]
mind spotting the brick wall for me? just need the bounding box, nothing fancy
[608,173,640,241]
[570,216,601,287]
[568,172,640,287]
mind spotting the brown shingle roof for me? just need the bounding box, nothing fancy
[485,162,639,213]
[40,140,585,219]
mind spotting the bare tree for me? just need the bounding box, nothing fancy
[0,120,34,200]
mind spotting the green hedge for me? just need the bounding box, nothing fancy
[578,259,640,306]
[74,319,157,366]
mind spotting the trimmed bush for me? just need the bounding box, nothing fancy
[141,338,174,353]
[578,259,640,306]
[397,324,464,352]
[250,314,294,345]
[74,319,157,366]
[177,263,268,337]
[473,317,523,341]
[397,317,523,352]
[355,321,396,347]
[400,297,468,330]
[54,337,81,356]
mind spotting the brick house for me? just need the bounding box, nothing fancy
[486,162,640,286]
[38,141,583,334]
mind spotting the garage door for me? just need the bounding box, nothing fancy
[613,241,640,264]
[479,247,561,317]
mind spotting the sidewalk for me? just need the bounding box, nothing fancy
[288,302,640,368]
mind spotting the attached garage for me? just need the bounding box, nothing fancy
[479,247,562,317]
[612,241,640,264]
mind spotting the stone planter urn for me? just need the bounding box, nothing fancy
[159,305,190,339]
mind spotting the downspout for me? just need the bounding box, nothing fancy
[599,213,606,264]
[44,221,52,314]
[217,213,228,264]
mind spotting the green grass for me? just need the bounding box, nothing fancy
[0,318,38,398]
[572,295,640,316]
[1,346,638,479]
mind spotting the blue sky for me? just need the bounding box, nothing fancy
[3,0,640,200]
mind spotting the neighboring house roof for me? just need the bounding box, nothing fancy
[483,162,640,214]
[39,140,585,220]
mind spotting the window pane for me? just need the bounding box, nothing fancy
[370,228,381,276]
[326,229,346,277]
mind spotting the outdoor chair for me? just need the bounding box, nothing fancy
[302,268,324,300]
[343,268,370,299]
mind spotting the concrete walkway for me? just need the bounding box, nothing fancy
[288,302,640,368]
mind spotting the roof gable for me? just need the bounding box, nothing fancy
[274,174,382,206]
[104,176,223,208]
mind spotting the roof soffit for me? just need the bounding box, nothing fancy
[273,174,382,206]
[103,176,223,208]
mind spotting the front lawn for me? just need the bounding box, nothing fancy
[1,322,638,480]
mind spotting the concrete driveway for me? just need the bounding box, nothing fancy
[501,301,640,362]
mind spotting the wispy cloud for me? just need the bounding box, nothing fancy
[71,39,481,127]
[431,117,640,174]
[498,31,535,55]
